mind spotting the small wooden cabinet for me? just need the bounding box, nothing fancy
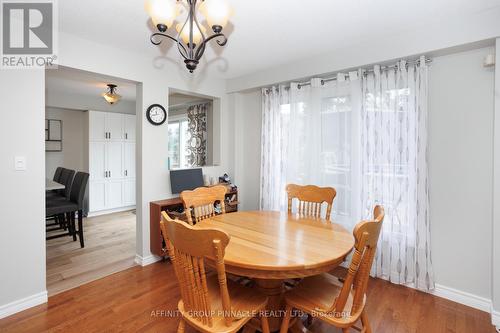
[150,187,238,256]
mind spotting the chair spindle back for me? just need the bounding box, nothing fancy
[286,184,336,220]
[181,185,227,225]
[160,212,233,327]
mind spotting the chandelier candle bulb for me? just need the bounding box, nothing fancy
[146,0,230,73]
[145,0,179,31]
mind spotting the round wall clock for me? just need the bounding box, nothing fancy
[146,104,167,125]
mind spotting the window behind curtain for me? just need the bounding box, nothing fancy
[168,118,189,169]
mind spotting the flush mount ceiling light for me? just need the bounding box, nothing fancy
[102,84,122,105]
[145,0,231,73]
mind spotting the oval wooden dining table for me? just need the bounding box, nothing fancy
[199,210,355,332]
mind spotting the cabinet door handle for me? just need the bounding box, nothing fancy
[109,132,111,139]
[125,170,127,176]
[126,133,128,140]
[109,171,111,178]
[104,171,107,178]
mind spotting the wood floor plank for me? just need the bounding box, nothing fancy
[45,210,137,296]
[0,262,496,333]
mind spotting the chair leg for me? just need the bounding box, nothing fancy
[65,212,71,232]
[177,318,185,333]
[280,304,292,333]
[260,313,270,333]
[77,210,84,248]
[71,212,77,241]
[361,310,372,333]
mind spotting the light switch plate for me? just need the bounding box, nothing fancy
[14,156,26,171]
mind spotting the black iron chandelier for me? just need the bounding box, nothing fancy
[145,0,231,73]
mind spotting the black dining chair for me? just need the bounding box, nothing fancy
[46,168,75,230]
[53,167,63,182]
[46,167,65,199]
[46,172,89,248]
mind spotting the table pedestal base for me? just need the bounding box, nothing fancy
[242,279,312,333]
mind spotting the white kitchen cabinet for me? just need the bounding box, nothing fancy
[106,113,124,141]
[89,181,106,212]
[88,111,136,213]
[89,111,106,141]
[106,142,123,179]
[89,142,106,181]
[88,111,124,141]
[123,114,136,142]
[123,142,135,178]
[123,179,136,206]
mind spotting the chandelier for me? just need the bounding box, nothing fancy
[145,0,231,73]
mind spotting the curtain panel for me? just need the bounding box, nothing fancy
[259,56,434,291]
[186,103,208,167]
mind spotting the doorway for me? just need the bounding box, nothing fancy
[44,66,139,295]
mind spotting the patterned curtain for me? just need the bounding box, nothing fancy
[186,103,208,167]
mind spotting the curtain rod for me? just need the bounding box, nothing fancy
[273,57,432,90]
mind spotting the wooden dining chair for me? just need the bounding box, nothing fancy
[286,184,336,220]
[160,212,270,333]
[181,185,227,225]
[280,205,385,333]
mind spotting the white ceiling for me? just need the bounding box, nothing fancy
[58,0,500,79]
[46,66,137,101]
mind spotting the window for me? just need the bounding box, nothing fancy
[168,117,189,169]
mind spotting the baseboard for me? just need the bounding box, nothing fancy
[87,206,135,217]
[0,291,48,319]
[491,307,500,331]
[134,254,162,266]
[432,284,492,312]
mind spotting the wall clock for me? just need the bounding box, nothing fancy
[146,104,167,126]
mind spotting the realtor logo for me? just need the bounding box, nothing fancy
[1,0,58,68]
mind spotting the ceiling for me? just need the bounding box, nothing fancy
[46,66,137,101]
[58,0,500,79]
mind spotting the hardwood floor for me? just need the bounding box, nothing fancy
[46,210,136,295]
[0,262,495,333]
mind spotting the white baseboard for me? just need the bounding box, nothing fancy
[491,307,500,331]
[432,284,492,312]
[87,206,135,217]
[134,254,162,266]
[0,291,47,319]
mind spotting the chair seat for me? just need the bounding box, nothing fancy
[46,199,78,216]
[46,192,66,200]
[284,273,363,325]
[179,274,268,333]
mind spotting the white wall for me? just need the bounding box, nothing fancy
[0,30,230,317]
[233,90,262,211]
[227,7,500,92]
[46,90,136,114]
[492,38,500,328]
[429,46,495,299]
[45,108,86,179]
[229,47,496,302]
[0,70,47,313]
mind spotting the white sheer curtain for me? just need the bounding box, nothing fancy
[259,57,434,291]
[260,86,289,211]
[361,57,433,290]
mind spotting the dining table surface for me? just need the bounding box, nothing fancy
[46,178,65,191]
[200,210,355,332]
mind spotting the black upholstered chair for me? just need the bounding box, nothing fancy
[46,172,89,248]
[46,167,66,199]
[53,167,63,182]
[58,168,75,199]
